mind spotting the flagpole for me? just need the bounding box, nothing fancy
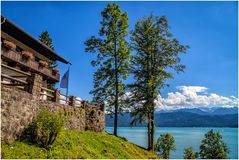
[66,66,70,102]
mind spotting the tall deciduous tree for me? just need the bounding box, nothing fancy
[84,3,131,136]
[129,14,189,150]
[199,129,229,159]
[39,31,57,69]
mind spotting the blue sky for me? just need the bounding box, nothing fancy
[2,1,238,108]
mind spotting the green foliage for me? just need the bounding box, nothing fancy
[154,133,176,159]
[38,31,57,69]
[85,3,131,135]
[60,106,84,117]
[31,108,65,148]
[39,31,55,50]
[128,14,189,150]
[2,130,160,159]
[199,129,229,159]
[183,147,198,159]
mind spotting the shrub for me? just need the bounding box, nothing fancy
[31,108,65,148]
[183,147,198,159]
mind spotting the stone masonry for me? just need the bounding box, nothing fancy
[1,73,105,142]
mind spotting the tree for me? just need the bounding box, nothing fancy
[84,3,131,136]
[183,147,198,159]
[155,133,176,159]
[128,14,189,150]
[39,31,57,69]
[199,129,229,159]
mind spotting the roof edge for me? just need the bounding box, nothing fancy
[1,16,71,64]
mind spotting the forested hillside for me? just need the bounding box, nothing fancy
[106,112,238,127]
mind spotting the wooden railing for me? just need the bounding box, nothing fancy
[1,46,59,81]
[40,87,55,101]
[1,63,29,91]
[57,93,104,111]
[59,93,70,105]
[75,98,82,107]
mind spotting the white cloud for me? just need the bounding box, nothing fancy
[156,86,238,110]
[76,97,82,101]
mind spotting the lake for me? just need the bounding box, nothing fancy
[106,127,238,159]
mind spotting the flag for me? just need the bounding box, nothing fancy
[60,68,69,88]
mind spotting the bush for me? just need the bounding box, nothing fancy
[31,108,66,148]
[183,147,198,159]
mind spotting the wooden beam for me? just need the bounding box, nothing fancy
[41,86,55,93]
[59,98,69,102]
[1,73,28,84]
[1,82,26,86]
[59,93,69,98]
[1,63,31,76]
[75,99,82,103]
[16,86,25,89]
[40,92,54,98]
[11,75,28,78]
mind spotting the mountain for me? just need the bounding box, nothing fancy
[157,108,208,115]
[211,107,238,115]
[106,111,238,127]
[156,107,238,115]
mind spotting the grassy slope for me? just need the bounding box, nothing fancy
[2,130,159,159]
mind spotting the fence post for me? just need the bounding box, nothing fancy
[81,100,86,109]
[69,96,76,107]
[53,89,60,103]
[100,103,105,112]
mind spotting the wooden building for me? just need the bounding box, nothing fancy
[1,16,70,95]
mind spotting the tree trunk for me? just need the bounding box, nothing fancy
[150,111,155,151]
[147,112,151,150]
[113,37,118,136]
[113,88,118,136]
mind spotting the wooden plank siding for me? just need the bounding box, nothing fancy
[1,47,59,81]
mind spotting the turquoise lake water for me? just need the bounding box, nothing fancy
[106,127,238,159]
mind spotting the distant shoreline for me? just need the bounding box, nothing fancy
[106,112,238,128]
[106,126,238,128]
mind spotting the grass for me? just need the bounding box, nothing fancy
[1,130,160,159]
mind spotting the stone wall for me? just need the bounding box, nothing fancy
[1,85,38,142]
[40,100,86,131]
[1,74,105,142]
[85,107,105,132]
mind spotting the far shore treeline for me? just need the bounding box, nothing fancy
[106,112,238,128]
